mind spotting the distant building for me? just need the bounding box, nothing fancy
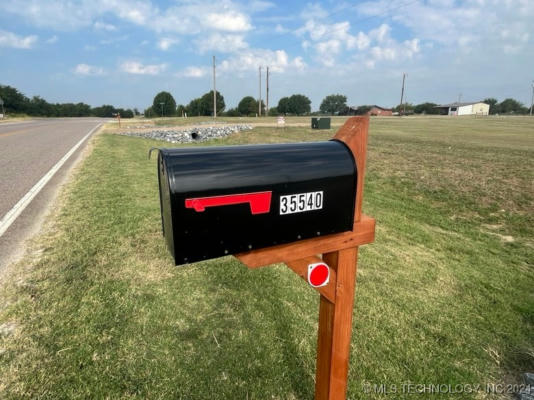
[345,105,392,116]
[344,106,359,115]
[435,102,489,116]
[368,106,393,116]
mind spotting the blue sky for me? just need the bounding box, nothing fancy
[0,0,532,111]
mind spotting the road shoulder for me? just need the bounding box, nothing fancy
[0,124,103,280]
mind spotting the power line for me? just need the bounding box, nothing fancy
[266,66,270,116]
[399,73,406,115]
[258,66,262,117]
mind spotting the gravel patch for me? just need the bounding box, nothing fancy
[119,125,252,143]
[518,373,534,400]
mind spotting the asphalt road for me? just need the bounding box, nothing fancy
[0,118,104,270]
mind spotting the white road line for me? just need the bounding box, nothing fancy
[0,123,101,238]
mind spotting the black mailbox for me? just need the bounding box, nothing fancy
[157,141,357,265]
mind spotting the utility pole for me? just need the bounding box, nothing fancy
[258,66,262,117]
[213,55,217,118]
[266,66,269,116]
[530,81,534,116]
[399,73,406,115]
[159,102,165,118]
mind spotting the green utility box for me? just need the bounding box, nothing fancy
[311,117,331,130]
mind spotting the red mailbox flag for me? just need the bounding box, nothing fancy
[185,191,272,215]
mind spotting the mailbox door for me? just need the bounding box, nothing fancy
[158,141,356,265]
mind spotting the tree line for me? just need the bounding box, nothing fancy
[147,91,532,117]
[145,91,313,117]
[0,85,137,118]
[2,83,529,119]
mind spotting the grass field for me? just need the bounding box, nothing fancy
[149,115,351,127]
[0,116,532,399]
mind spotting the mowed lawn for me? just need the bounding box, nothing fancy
[0,116,532,399]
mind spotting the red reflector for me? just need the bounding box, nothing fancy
[308,263,330,288]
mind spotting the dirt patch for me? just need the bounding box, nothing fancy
[488,232,515,243]
[0,322,17,337]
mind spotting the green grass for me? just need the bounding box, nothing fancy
[0,116,532,399]
[0,113,33,122]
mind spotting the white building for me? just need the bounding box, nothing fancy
[436,102,490,116]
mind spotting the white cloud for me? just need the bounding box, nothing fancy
[0,30,37,49]
[365,37,420,68]
[116,5,153,25]
[369,24,390,43]
[74,63,105,76]
[405,38,420,54]
[94,21,117,31]
[178,66,209,78]
[296,13,423,68]
[157,37,179,51]
[357,0,534,54]
[355,32,370,50]
[0,0,251,35]
[120,61,167,75]
[316,40,342,67]
[176,53,303,78]
[370,46,396,61]
[46,35,58,44]
[219,49,306,73]
[195,34,248,54]
[293,56,306,70]
[297,20,361,46]
[295,20,323,40]
[300,3,328,19]
[204,12,252,32]
[0,0,92,30]
[296,19,369,65]
[5,0,529,64]
[0,0,151,31]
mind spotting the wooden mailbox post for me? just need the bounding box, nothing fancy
[237,116,375,400]
[156,116,375,399]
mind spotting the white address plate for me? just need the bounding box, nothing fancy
[280,191,323,215]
